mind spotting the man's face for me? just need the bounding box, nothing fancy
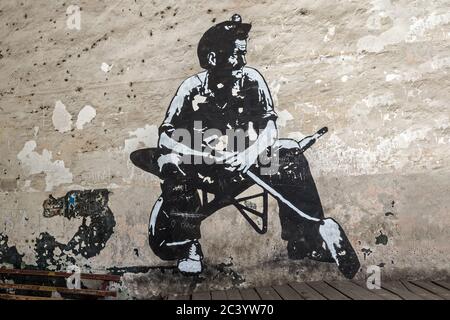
[213,39,247,72]
[227,39,247,70]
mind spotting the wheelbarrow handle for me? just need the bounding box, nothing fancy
[245,126,329,223]
[245,170,321,223]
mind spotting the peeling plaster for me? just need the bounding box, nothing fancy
[52,100,72,133]
[76,105,96,130]
[123,124,159,154]
[357,0,450,53]
[17,140,73,191]
[277,109,294,127]
[311,125,432,176]
[323,26,336,42]
[406,12,450,43]
[101,62,113,73]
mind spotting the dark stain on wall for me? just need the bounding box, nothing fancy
[214,261,245,286]
[35,189,116,269]
[375,231,388,245]
[0,233,24,268]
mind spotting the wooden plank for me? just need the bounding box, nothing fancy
[381,281,423,300]
[254,286,282,300]
[272,284,303,300]
[211,290,227,300]
[307,281,350,300]
[326,281,383,300]
[239,288,260,300]
[289,282,326,300]
[0,282,116,297]
[0,268,120,282]
[191,291,211,300]
[400,280,443,300]
[0,293,63,300]
[411,280,450,299]
[432,280,450,291]
[351,280,402,300]
[224,288,242,300]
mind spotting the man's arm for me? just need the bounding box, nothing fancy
[225,67,278,172]
[158,74,212,158]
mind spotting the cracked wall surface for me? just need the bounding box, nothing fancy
[0,0,449,298]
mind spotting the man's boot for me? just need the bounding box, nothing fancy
[177,240,203,274]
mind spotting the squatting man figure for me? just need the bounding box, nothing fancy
[132,14,360,278]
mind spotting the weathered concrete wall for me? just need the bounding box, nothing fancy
[0,0,449,298]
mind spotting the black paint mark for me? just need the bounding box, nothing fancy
[133,248,139,257]
[215,262,245,285]
[299,8,309,15]
[90,33,108,50]
[375,231,388,245]
[385,212,394,216]
[36,189,116,269]
[35,232,71,269]
[361,248,373,260]
[378,262,385,268]
[214,261,245,286]
[107,265,174,275]
[0,233,24,268]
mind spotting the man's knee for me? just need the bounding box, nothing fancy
[149,180,203,261]
[148,196,197,260]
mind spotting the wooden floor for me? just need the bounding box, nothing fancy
[165,279,450,300]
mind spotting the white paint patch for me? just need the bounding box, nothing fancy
[357,1,450,53]
[192,94,207,111]
[398,56,450,81]
[248,121,258,141]
[166,240,191,247]
[157,153,186,175]
[341,75,349,82]
[52,100,72,133]
[269,77,288,107]
[295,101,334,120]
[76,105,96,129]
[276,109,294,127]
[123,124,158,154]
[309,123,433,176]
[406,13,450,42]
[323,26,336,42]
[101,62,112,73]
[17,140,73,191]
[149,197,163,235]
[362,92,396,109]
[315,79,322,84]
[347,93,395,123]
[177,258,202,273]
[319,219,343,265]
[376,127,431,162]
[287,131,306,140]
[385,73,401,82]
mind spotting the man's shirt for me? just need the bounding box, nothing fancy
[159,66,278,153]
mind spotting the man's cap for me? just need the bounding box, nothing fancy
[197,14,252,69]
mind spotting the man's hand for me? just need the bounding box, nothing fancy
[223,147,259,173]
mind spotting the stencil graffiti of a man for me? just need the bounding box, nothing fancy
[131,14,360,279]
